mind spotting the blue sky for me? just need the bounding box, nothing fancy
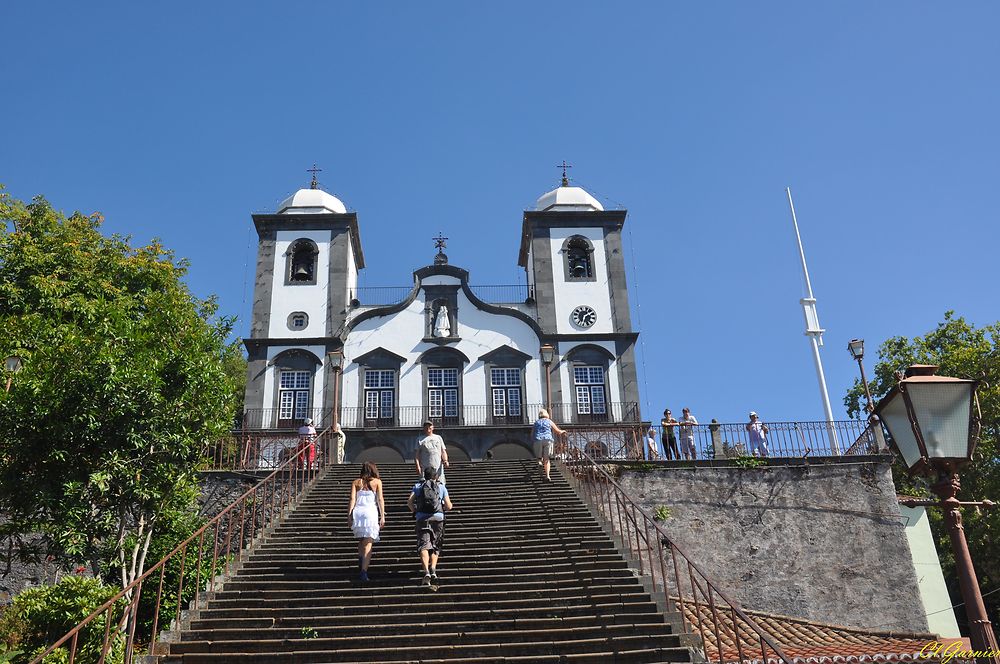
[3,2,998,424]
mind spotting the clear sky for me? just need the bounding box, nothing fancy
[2,2,998,425]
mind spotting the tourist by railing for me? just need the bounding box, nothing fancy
[349,284,534,307]
[651,419,880,460]
[563,452,794,664]
[30,427,339,664]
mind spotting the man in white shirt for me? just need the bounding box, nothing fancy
[415,420,449,484]
[679,408,698,460]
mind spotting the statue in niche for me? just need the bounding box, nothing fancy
[433,305,451,338]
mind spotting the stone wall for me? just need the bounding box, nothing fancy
[613,457,928,633]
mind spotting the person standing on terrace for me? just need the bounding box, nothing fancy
[746,411,770,457]
[660,409,680,460]
[679,408,698,460]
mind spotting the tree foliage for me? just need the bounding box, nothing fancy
[0,188,243,592]
[844,311,1000,632]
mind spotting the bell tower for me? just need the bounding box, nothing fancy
[517,169,640,416]
[243,173,364,428]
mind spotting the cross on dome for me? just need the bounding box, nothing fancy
[557,160,573,187]
[433,232,449,265]
[307,164,323,190]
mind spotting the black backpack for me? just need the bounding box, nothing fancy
[415,479,442,515]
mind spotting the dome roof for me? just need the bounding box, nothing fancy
[277,187,347,214]
[534,184,604,212]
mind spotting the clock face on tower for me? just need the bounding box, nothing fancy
[571,305,597,329]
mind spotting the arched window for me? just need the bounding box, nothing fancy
[286,239,319,285]
[563,235,595,281]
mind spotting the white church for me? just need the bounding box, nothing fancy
[242,171,643,461]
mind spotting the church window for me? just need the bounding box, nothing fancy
[287,312,309,331]
[427,368,459,420]
[278,370,312,423]
[573,365,607,418]
[364,369,396,422]
[490,368,522,419]
[563,235,595,281]
[287,239,319,285]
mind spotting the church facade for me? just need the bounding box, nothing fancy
[243,174,642,461]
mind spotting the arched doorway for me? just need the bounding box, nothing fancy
[486,442,533,460]
[445,443,471,462]
[353,445,405,464]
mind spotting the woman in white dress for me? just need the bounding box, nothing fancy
[348,462,385,582]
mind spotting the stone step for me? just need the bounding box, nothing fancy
[181,615,675,643]
[188,600,664,629]
[161,646,689,664]
[168,629,683,656]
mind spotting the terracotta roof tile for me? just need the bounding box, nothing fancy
[677,599,964,663]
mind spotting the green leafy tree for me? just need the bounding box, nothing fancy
[0,188,243,595]
[0,575,126,664]
[844,312,1000,632]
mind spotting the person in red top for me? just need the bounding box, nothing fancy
[297,418,317,469]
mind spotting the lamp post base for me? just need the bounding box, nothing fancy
[932,470,1000,662]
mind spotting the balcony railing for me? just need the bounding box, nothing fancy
[241,408,328,430]
[339,402,641,429]
[647,419,883,460]
[349,284,534,307]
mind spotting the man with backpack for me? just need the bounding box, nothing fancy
[407,467,453,586]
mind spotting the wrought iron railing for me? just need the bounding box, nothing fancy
[649,419,882,460]
[338,401,641,429]
[30,427,340,663]
[349,284,534,307]
[562,451,794,664]
[468,284,534,304]
[241,407,328,430]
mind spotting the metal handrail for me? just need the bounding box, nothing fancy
[30,426,337,663]
[563,451,794,664]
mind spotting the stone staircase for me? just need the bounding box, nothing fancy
[160,460,698,663]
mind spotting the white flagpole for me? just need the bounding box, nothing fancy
[786,188,840,454]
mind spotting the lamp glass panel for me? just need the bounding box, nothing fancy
[906,382,972,460]
[4,357,21,373]
[848,340,864,360]
[879,392,923,469]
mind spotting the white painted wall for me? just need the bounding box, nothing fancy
[268,230,332,338]
[899,505,961,638]
[341,277,544,413]
[548,227,614,334]
[263,344,328,413]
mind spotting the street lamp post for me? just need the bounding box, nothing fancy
[540,344,555,413]
[847,339,875,413]
[4,356,23,393]
[847,339,888,454]
[327,349,345,464]
[327,349,344,429]
[875,365,999,660]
